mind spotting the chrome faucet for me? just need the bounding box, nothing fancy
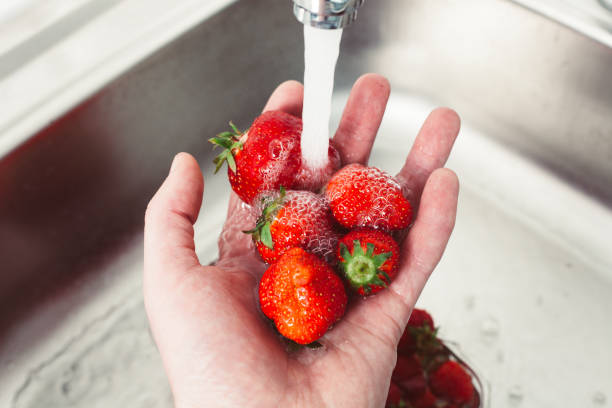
[292,0,365,29]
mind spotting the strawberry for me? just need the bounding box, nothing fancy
[407,388,437,408]
[258,247,347,344]
[324,164,412,231]
[386,382,405,407]
[210,111,340,204]
[246,188,339,264]
[210,111,302,204]
[392,355,427,398]
[337,228,400,296]
[408,308,435,331]
[398,309,439,356]
[429,361,475,404]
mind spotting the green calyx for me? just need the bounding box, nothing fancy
[410,325,442,358]
[209,121,244,173]
[243,187,287,249]
[340,240,392,295]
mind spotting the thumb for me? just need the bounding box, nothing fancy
[144,152,204,280]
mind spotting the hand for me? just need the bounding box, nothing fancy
[144,74,460,408]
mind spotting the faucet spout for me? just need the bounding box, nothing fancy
[292,0,365,29]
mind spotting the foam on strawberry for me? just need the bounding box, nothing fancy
[293,144,341,192]
[257,190,340,264]
[363,176,405,229]
[282,190,339,263]
[258,137,300,192]
[325,164,412,231]
[267,138,294,161]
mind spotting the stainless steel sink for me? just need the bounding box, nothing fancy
[1,0,611,407]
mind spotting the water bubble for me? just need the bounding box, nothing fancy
[508,385,524,406]
[296,287,310,307]
[268,139,283,159]
[496,350,504,363]
[480,316,500,344]
[58,361,92,403]
[465,295,475,310]
[593,392,607,405]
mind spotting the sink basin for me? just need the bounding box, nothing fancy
[1,0,611,407]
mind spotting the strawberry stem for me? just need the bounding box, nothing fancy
[243,187,287,249]
[340,240,392,293]
[209,121,244,173]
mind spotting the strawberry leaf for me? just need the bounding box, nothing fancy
[226,152,237,173]
[244,189,287,249]
[229,121,241,135]
[340,243,352,262]
[208,122,243,174]
[260,222,273,249]
[372,251,392,268]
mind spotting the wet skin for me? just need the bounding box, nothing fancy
[144,74,460,408]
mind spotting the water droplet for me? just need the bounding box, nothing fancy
[508,385,524,405]
[496,350,504,363]
[465,296,475,310]
[480,316,500,344]
[593,391,607,405]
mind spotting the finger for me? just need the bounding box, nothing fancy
[396,108,460,205]
[393,168,459,305]
[333,73,390,165]
[336,169,459,344]
[262,80,304,116]
[144,153,204,279]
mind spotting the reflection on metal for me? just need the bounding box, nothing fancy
[0,0,611,407]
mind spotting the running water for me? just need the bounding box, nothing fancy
[301,25,343,169]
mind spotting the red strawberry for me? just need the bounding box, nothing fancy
[258,248,347,344]
[337,228,400,296]
[392,355,426,398]
[210,111,302,204]
[398,309,437,356]
[324,164,412,231]
[386,382,404,407]
[407,388,437,408]
[408,308,435,330]
[429,361,475,404]
[246,188,339,264]
[210,111,340,204]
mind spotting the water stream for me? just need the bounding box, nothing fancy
[300,25,342,170]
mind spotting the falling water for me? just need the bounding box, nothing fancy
[300,25,342,169]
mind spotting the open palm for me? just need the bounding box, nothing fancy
[144,74,460,408]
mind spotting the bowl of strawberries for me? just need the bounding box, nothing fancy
[387,308,485,408]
